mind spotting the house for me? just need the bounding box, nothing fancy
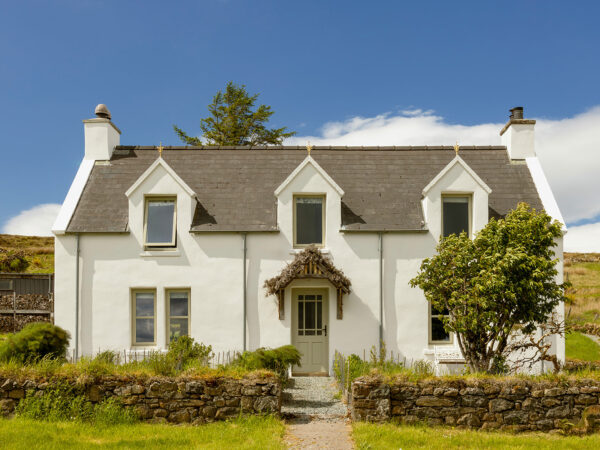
[52,104,565,374]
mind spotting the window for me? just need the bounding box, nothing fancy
[442,196,470,237]
[294,195,325,247]
[430,303,451,343]
[144,197,176,247]
[132,290,156,346]
[167,289,190,343]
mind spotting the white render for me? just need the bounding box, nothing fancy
[54,111,566,375]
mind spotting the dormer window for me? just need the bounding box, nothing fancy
[294,195,325,247]
[442,195,470,237]
[144,197,177,247]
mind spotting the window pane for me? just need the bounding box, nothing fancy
[317,301,322,329]
[296,197,323,245]
[135,293,154,317]
[431,317,450,342]
[443,197,469,237]
[305,301,316,329]
[169,292,188,317]
[147,200,175,244]
[169,318,189,341]
[135,318,154,343]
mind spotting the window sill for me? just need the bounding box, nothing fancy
[140,250,181,257]
[290,248,330,255]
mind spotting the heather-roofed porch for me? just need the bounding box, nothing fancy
[264,246,351,320]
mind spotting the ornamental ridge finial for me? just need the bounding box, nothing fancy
[454,141,460,155]
[306,141,313,156]
[157,142,164,158]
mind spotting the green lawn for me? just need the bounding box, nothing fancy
[566,331,600,361]
[353,422,600,449]
[0,416,285,449]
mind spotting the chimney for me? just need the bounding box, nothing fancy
[500,106,536,160]
[83,104,121,160]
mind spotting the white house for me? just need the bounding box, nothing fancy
[52,104,565,375]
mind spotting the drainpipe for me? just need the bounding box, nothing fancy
[242,233,247,352]
[75,233,80,361]
[378,232,383,353]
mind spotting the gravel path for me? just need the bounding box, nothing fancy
[282,377,353,449]
[585,333,600,346]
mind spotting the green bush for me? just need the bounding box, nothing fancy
[231,345,301,382]
[0,323,70,363]
[168,335,213,370]
[16,383,136,425]
[0,249,30,272]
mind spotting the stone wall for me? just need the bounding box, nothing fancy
[0,374,280,424]
[351,376,600,433]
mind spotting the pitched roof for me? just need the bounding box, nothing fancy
[66,145,544,233]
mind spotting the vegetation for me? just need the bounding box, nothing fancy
[230,345,301,383]
[0,234,54,273]
[352,422,600,449]
[0,249,29,272]
[566,332,600,361]
[16,382,136,426]
[0,323,69,363]
[173,81,296,146]
[565,254,600,325]
[0,415,285,449]
[410,203,566,373]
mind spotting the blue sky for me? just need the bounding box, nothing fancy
[1,1,600,249]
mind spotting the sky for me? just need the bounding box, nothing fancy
[1,1,599,251]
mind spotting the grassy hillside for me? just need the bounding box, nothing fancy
[565,253,600,324]
[0,234,54,274]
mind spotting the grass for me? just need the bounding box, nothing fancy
[565,332,600,361]
[352,422,600,449]
[0,415,285,449]
[0,234,54,274]
[565,253,600,324]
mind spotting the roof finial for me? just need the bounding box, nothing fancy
[157,142,164,158]
[454,141,460,156]
[306,141,313,156]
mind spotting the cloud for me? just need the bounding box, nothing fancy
[2,204,61,236]
[288,107,600,226]
[564,222,600,253]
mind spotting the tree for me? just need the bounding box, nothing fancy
[173,81,296,146]
[409,203,566,373]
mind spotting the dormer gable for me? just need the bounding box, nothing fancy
[422,155,491,197]
[125,157,195,198]
[274,155,344,197]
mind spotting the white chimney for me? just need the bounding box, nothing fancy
[500,106,536,160]
[83,104,121,160]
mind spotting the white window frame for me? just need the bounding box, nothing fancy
[166,288,191,344]
[144,196,177,247]
[429,302,453,345]
[131,289,157,347]
[441,194,472,238]
[293,194,326,248]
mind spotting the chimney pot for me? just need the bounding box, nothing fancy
[510,106,524,120]
[95,104,111,120]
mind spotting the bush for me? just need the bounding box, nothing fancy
[168,335,213,370]
[16,383,137,425]
[231,345,301,382]
[0,249,29,272]
[0,323,70,363]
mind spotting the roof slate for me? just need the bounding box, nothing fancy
[66,146,544,233]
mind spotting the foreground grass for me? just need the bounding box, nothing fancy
[353,422,600,449]
[0,416,285,449]
[566,332,600,361]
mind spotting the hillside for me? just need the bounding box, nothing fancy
[565,253,600,324]
[0,234,54,274]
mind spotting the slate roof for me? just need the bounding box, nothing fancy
[66,146,544,233]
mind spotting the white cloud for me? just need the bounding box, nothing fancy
[2,204,61,237]
[564,222,600,253]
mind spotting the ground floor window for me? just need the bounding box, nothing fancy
[132,290,156,346]
[167,289,190,343]
[430,303,451,344]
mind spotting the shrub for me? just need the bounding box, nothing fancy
[231,345,301,382]
[0,323,70,363]
[0,249,29,272]
[168,335,213,370]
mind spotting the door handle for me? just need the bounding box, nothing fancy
[323,325,327,336]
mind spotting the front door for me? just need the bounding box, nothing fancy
[292,289,329,375]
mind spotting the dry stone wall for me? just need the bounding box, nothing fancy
[351,376,600,433]
[0,374,280,424]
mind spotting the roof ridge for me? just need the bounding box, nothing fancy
[115,145,507,151]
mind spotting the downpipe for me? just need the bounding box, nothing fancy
[75,233,80,361]
[242,233,247,352]
[378,232,383,353]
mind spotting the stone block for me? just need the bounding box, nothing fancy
[461,395,488,408]
[575,394,597,405]
[241,386,261,396]
[131,384,145,395]
[0,398,15,415]
[544,388,566,397]
[368,385,390,399]
[489,398,513,413]
[254,396,277,413]
[8,390,24,399]
[584,405,600,432]
[216,407,239,419]
[241,396,254,412]
[503,411,529,425]
[546,405,571,418]
[169,409,191,423]
[580,386,600,394]
[481,421,501,430]
[535,419,554,431]
[203,406,217,418]
[185,381,204,395]
[226,398,240,407]
[415,396,455,407]
[457,413,481,428]
[541,397,560,407]
[153,408,168,418]
[444,388,459,397]
[352,383,372,399]
[135,405,153,419]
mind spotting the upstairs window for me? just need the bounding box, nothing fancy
[430,304,451,344]
[294,195,325,247]
[442,196,470,237]
[144,197,176,247]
